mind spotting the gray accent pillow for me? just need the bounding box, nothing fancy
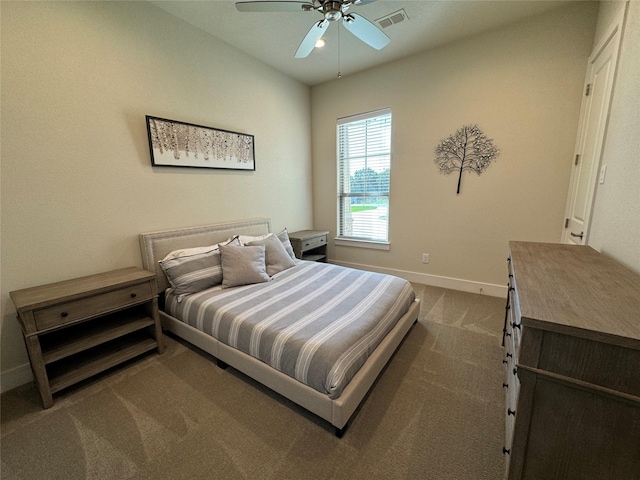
[220,244,271,288]
[246,233,297,276]
[276,228,297,260]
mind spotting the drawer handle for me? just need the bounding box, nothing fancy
[60,311,69,318]
[513,367,518,376]
[503,447,511,455]
[506,353,513,358]
[512,322,521,330]
[130,293,137,299]
[505,332,511,337]
[503,359,508,365]
[503,383,508,389]
[570,231,584,239]
[508,408,516,416]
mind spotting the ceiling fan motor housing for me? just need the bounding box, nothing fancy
[323,1,345,21]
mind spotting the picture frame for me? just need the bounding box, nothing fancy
[145,115,255,171]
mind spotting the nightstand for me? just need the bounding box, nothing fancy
[10,267,164,408]
[288,230,329,262]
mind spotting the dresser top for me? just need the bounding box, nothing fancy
[509,241,640,348]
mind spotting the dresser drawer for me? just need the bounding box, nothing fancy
[34,281,153,330]
[302,234,327,251]
[508,285,522,352]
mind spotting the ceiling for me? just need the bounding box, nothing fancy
[149,0,574,86]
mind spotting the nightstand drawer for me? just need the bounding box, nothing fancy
[34,281,153,331]
[303,235,327,251]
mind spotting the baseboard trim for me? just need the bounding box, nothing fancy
[1,363,33,393]
[329,260,507,298]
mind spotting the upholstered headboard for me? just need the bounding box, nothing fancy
[139,217,271,293]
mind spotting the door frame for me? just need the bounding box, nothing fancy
[561,6,626,244]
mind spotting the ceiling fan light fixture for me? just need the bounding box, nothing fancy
[236,0,391,58]
[315,38,326,48]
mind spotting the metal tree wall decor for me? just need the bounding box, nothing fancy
[434,124,499,194]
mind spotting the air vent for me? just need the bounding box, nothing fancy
[375,9,408,29]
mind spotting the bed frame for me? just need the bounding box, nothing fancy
[139,218,420,436]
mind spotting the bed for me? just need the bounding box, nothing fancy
[139,218,420,436]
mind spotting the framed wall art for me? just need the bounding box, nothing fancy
[146,115,255,170]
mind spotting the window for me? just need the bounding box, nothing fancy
[337,108,392,245]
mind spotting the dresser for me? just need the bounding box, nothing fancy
[288,230,329,262]
[10,267,164,408]
[503,242,640,479]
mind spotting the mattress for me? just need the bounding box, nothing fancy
[165,260,415,399]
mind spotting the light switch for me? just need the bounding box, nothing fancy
[599,164,607,184]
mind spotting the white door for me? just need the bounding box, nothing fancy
[562,20,623,245]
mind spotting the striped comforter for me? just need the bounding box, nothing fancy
[165,261,416,399]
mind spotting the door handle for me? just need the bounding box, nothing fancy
[570,231,584,239]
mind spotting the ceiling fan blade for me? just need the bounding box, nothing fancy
[342,13,390,50]
[236,1,313,13]
[295,20,329,58]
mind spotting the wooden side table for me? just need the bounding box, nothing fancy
[10,267,164,408]
[288,230,329,262]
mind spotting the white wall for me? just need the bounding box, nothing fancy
[0,1,312,389]
[311,3,598,292]
[588,1,640,273]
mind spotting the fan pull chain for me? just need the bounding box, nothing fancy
[337,25,341,79]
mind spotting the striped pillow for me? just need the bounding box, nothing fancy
[159,238,239,295]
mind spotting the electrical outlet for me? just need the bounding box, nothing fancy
[422,253,430,264]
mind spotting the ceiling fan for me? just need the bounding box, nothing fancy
[235,0,391,58]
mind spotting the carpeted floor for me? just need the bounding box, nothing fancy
[1,283,507,479]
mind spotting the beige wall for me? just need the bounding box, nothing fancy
[0,1,312,385]
[593,0,626,44]
[588,1,640,273]
[311,2,598,290]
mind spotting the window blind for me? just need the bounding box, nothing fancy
[337,108,391,242]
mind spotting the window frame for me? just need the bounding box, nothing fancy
[336,108,392,250]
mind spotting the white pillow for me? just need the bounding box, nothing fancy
[161,244,220,261]
[237,233,273,245]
